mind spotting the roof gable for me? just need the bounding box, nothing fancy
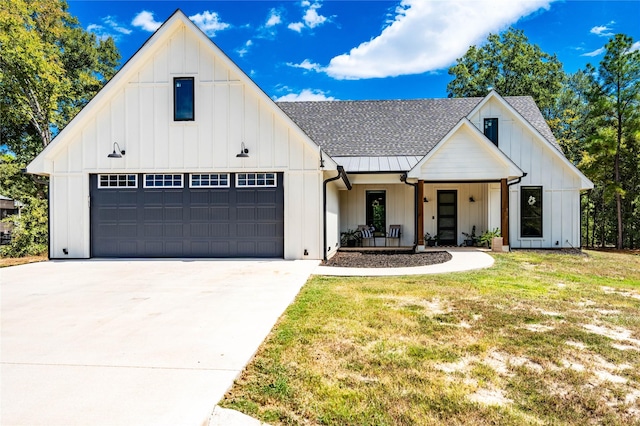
[469,91,592,189]
[408,118,523,181]
[28,10,330,174]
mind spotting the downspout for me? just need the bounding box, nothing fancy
[504,172,527,252]
[401,173,418,251]
[507,172,527,187]
[323,166,350,261]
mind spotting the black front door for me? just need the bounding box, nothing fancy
[437,190,457,245]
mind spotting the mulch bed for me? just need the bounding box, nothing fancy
[322,250,452,268]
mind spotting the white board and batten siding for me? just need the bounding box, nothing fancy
[470,97,585,248]
[39,19,324,259]
[419,125,515,181]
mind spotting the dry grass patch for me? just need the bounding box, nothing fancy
[0,254,47,268]
[221,250,640,425]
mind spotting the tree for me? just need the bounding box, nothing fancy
[582,34,640,249]
[0,0,120,256]
[0,0,120,160]
[447,28,565,118]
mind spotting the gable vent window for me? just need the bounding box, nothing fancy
[98,174,138,188]
[484,118,499,146]
[190,173,230,188]
[144,174,184,188]
[236,173,276,187]
[174,77,194,121]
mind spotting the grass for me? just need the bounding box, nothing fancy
[0,253,48,268]
[221,250,640,425]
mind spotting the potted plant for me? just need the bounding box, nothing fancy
[478,228,501,248]
[462,225,476,247]
[424,232,438,247]
[340,229,361,247]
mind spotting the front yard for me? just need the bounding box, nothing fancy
[221,250,640,425]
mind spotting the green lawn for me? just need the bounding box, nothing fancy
[221,250,640,425]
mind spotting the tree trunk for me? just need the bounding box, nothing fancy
[615,108,623,249]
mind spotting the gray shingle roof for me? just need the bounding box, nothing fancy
[277,96,560,157]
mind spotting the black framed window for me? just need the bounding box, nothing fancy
[365,190,386,233]
[484,118,498,146]
[174,77,194,121]
[521,186,542,237]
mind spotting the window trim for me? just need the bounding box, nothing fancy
[365,190,387,233]
[484,117,499,146]
[97,174,138,189]
[174,77,195,121]
[143,174,184,189]
[235,173,277,188]
[520,186,543,238]
[189,173,230,188]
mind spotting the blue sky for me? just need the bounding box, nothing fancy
[68,0,640,101]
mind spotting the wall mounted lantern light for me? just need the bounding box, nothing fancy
[107,142,125,158]
[469,196,476,203]
[423,197,429,203]
[236,142,249,158]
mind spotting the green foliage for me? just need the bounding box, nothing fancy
[447,28,565,118]
[0,0,121,159]
[581,34,640,248]
[0,154,48,256]
[1,196,48,257]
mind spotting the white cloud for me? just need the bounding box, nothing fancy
[581,47,606,57]
[266,10,282,27]
[324,0,554,80]
[303,5,327,28]
[630,41,640,52]
[87,16,132,41]
[286,59,323,72]
[103,16,132,35]
[132,10,162,32]
[288,22,304,32]
[275,89,335,102]
[189,11,231,37]
[237,40,253,57]
[288,1,329,32]
[590,21,615,37]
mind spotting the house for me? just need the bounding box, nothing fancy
[0,195,19,242]
[26,10,593,260]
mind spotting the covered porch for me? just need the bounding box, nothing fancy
[338,178,513,250]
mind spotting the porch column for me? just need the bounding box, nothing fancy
[417,180,424,245]
[501,178,509,246]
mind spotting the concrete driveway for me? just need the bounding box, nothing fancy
[1,259,318,426]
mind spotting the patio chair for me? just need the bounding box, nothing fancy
[386,225,401,247]
[358,225,375,247]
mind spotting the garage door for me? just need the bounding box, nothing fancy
[90,173,284,257]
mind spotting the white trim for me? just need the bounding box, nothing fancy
[143,173,184,188]
[97,174,138,189]
[189,173,230,188]
[235,172,277,187]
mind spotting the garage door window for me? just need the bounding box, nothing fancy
[190,173,229,188]
[236,173,276,187]
[144,174,183,188]
[98,174,137,188]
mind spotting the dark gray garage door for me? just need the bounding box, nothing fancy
[90,173,284,257]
